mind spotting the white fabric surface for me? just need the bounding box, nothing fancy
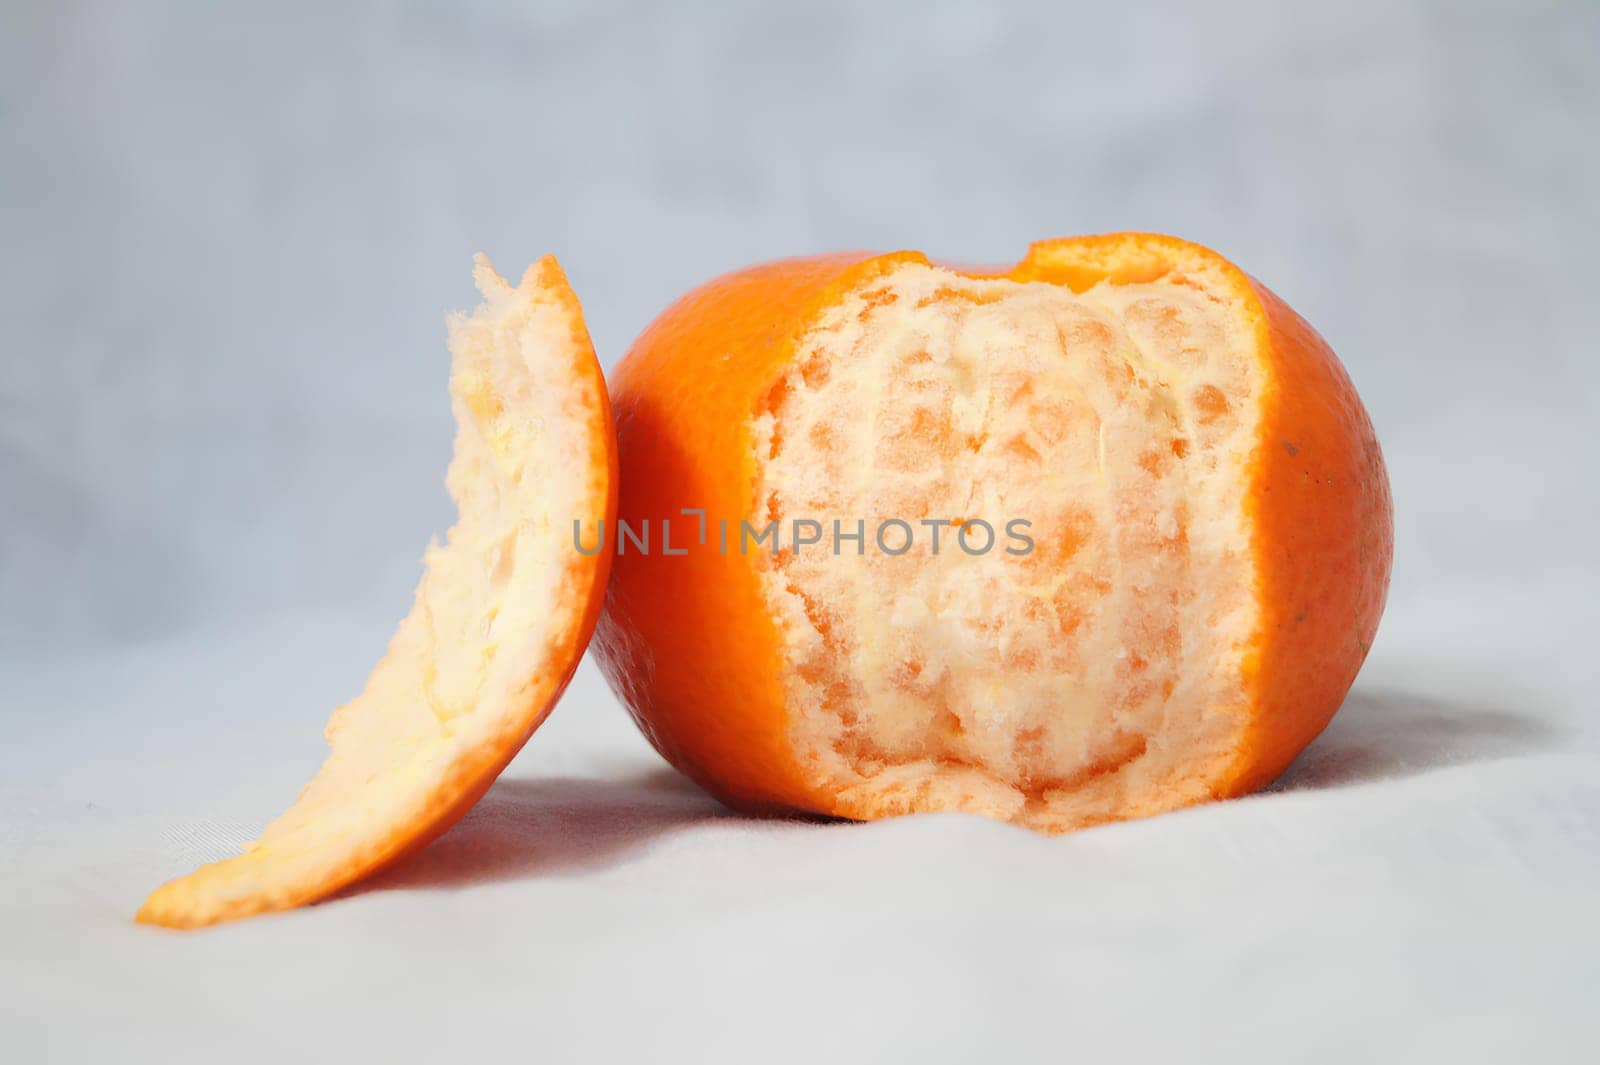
[5,593,1598,1061]
[4,1,1598,1061]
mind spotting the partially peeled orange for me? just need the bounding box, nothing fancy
[595,233,1392,831]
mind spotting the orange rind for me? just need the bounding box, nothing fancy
[138,255,615,928]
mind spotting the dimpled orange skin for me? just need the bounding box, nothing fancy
[594,233,1393,822]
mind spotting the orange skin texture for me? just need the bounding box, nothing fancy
[595,234,1392,822]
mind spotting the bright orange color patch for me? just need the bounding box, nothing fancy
[139,256,616,928]
[595,233,1392,830]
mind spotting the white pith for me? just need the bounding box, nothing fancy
[752,262,1262,829]
[141,256,604,924]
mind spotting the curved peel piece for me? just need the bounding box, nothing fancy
[138,255,616,929]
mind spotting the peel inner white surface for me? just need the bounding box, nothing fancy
[138,256,611,928]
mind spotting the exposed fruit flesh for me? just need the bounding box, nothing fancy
[754,262,1261,831]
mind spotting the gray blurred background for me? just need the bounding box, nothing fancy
[4,0,1596,658]
[5,4,1600,1059]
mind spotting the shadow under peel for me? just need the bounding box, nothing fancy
[353,767,733,894]
[335,684,1556,902]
